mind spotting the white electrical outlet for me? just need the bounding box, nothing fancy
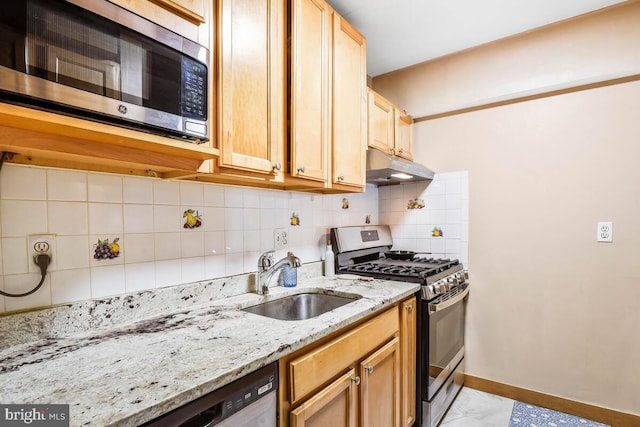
[274,228,288,250]
[27,234,56,273]
[596,222,613,243]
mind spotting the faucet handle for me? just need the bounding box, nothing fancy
[259,250,275,271]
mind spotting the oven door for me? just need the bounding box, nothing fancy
[422,284,469,401]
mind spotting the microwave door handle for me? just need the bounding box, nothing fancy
[428,285,470,315]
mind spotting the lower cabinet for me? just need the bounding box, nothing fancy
[280,298,415,427]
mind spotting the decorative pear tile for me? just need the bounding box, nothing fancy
[183,209,202,229]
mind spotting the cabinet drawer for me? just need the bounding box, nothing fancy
[289,306,399,404]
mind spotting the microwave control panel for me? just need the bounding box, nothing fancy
[181,57,207,120]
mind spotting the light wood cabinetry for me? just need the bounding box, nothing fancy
[0,104,217,177]
[368,88,414,161]
[290,0,332,185]
[289,0,367,192]
[290,369,358,427]
[149,0,206,24]
[331,14,367,189]
[280,297,416,427]
[400,297,417,427]
[394,109,413,161]
[360,337,401,427]
[212,0,285,184]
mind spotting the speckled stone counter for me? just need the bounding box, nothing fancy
[0,273,419,426]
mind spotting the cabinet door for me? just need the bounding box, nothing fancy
[218,0,284,176]
[394,109,413,160]
[400,297,417,427]
[367,89,395,155]
[290,0,331,183]
[360,337,401,427]
[150,0,206,24]
[290,369,358,427]
[331,13,366,188]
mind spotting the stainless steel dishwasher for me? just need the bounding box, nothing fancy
[142,362,278,426]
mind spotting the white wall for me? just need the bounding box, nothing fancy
[0,165,379,313]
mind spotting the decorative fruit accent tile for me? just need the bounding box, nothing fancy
[290,212,300,226]
[183,209,202,229]
[432,227,443,237]
[341,198,349,209]
[93,237,120,260]
[407,198,425,209]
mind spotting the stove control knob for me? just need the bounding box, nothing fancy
[429,284,438,298]
[438,282,449,293]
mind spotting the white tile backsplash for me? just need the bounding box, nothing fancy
[48,201,88,235]
[56,236,90,270]
[2,237,28,275]
[379,171,469,266]
[90,265,126,298]
[4,274,51,311]
[0,164,382,313]
[88,174,122,203]
[153,180,180,205]
[1,200,47,237]
[47,169,87,201]
[123,177,154,204]
[1,166,46,200]
[124,204,154,233]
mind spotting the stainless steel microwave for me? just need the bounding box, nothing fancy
[0,0,209,142]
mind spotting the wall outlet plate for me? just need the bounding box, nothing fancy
[274,228,288,250]
[27,234,57,273]
[596,222,612,243]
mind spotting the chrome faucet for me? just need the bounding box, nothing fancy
[256,250,301,295]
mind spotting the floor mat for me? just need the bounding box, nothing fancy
[509,401,610,427]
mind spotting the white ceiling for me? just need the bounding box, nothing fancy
[326,0,626,77]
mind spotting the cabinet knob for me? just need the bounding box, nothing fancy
[297,165,306,173]
[405,305,413,312]
[272,162,282,171]
[398,148,404,154]
[351,376,361,385]
[337,174,345,181]
[364,365,374,374]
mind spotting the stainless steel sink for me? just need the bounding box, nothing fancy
[242,292,361,321]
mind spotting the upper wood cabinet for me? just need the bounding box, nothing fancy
[290,0,367,191]
[215,0,286,183]
[149,0,206,24]
[394,109,413,160]
[331,14,367,189]
[368,88,414,161]
[368,90,395,155]
[290,0,332,185]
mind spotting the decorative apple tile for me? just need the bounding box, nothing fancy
[290,212,300,226]
[432,227,443,237]
[93,237,120,260]
[341,198,349,209]
[407,198,425,209]
[183,209,202,229]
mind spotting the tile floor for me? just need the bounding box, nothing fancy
[440,387,516,426]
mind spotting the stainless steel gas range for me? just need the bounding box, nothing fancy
[330,225,469,427]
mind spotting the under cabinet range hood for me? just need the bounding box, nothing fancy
[366,149,435,186]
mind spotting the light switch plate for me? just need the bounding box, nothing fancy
[596,222,612,243]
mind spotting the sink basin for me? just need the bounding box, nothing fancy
[242,292,361,321]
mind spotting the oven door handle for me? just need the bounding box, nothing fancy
[428,285,470,314]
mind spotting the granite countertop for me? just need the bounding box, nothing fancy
[0,275,419,426]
